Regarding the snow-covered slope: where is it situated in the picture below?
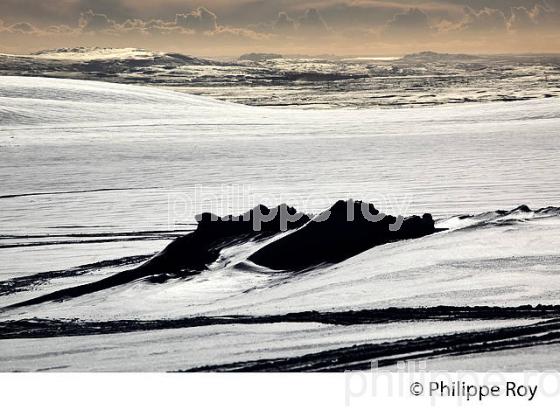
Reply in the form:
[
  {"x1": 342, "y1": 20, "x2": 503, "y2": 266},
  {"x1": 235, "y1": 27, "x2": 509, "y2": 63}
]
[{"x1": 30, "y1": 47, "x2": 169, "y2": 61}]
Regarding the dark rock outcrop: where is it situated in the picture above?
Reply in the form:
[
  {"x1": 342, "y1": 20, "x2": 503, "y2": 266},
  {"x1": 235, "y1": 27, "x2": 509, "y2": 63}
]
[
  {"x1": 139, "y1": 203, "x2": 309, "y2": 279},
  {"x1": 4, "y1": 200, "x2": 439, "y2": 310},
  {"x1": 249, "y1": 200, "x2": 437, "y2": 271},
  {"x1": 5, "y1": 204, "x2": 309, "y2": 309}
]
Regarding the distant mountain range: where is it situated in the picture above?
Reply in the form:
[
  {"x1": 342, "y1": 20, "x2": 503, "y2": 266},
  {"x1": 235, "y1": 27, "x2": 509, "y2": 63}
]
[{"x1": 401, "y1": 51, "x2": 481, "y2": 61}]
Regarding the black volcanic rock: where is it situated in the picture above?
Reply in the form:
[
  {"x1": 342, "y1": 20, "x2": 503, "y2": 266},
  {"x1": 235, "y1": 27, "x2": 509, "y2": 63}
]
[
  {"x1": 249, "y1": 200, "x2": 437, "y2": 271},
  {"x1": 4, "y1": 204, "x2": 310, "y2": 309},
  {"x1": 139, "y1": 204, "x2": 310, "y2": 278},
  {"x1": 4, "y1": 200, "x2": 438, "y2": 309}
]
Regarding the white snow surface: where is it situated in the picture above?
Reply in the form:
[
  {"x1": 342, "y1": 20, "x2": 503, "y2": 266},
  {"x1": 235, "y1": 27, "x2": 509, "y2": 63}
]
[
  {"x1": 23, "y1": 47, "x2": 162, "y2": 61},
  {"x1": 1, "y1": 76, "x2": 560, "y2": 370}
]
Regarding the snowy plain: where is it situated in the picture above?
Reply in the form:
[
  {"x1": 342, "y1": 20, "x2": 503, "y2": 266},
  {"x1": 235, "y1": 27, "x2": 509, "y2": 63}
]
[{"x1": 1, "y1": 75, "x2": 560, "y2": 371}]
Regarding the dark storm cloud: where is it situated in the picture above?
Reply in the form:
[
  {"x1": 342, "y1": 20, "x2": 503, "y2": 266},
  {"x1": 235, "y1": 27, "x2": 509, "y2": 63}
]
[
  {"x1": 459, "y1": 6, "x2": 508, "y2": 33},
  {"x1": 0, "y1": 0, "x2": 132, "y2": 25},
  {"x1": 298, "y1": 8, "x2": 329, "y2": 33},
  {"x1": 175, "y1": 7, "x2": 217, "y2": 32},
  {"x1": 258, "y1": 8, "x2": 329, "y2": 36},
  {"x1": 79, "y1": 10, "x2": 116, "y2": 31},
  {"x1": 0, "y1": 1, "x2": 67, "y2": 24},
  {"x1": 509, "y1": 5, "x2": 539, "y2": 31},
  {"x1": 1, "y1": 1, "x2": 559, "y2": 54},
  {"x1": 383, "y1": 8, "x2": 432, "y2": 39},
  {"x1": 273, "y1": 11, "x2": 296, "y2": 33},
  {"x1": 317, "y1": 2, "x2": 411, "y2": 29},
  {"x1": 508, "y1": 1, "x2": 560, "y2": 31},
  {"x1": 77, "y1": 0, "x2": 133, "y2": 20},
  {"x1": 439, "y1": 0, "x2": 558, "y2": 13},
  {"x1": 1, "y1": 1, "x2": 559, "y2": 30}
]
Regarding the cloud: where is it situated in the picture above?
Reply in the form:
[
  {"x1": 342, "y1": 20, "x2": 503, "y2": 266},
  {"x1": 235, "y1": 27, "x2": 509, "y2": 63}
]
[
  {"x1": 46, "y1": 24, "x2": 77, "y2": 34},
  {"x1": 509, "y1": 1, "x2": 560, "y2": 32},
  {"x1": 77, "y1": 0, "x2": 132, "y2": 21},
  {"x1": 509, "y1": 5, "x2": 539, "y2": 31},
  {"x1": 8, "y1": 21, "x2": 37, "y2": 33},
  {"x1": 459, "y1": 7, "x2": 508, "y2": 34},
  {"x1": 175, "y1": 7, "x2": 217, "y2": 32},
  {"x1": 1, "y1": 0, "x2": 559, "y2": 55},
  {"x1": 274, "y1": 11, "x2": 296, "y2": 33},
  {"x1": 79, "y1": 10, "x2": 116, "y2": 32},
  {"x1": 383, "y1": 8, "x2": 432, "y2": 39},
  {"x1": 258, "y1": 8, "x2": 330, "y2": 37},
  {"x1": 52, "y1": 5, "x2": 269, "y2": 51},
  {"x1": 74, "y1": 6, "x2": 223, "y2": 37},
  {"x1": 0, "y1": 19, "x2": 40, "y2": 34},
  {"x1": 298, "y1": 8, "x2": 329, "y2": 34}
]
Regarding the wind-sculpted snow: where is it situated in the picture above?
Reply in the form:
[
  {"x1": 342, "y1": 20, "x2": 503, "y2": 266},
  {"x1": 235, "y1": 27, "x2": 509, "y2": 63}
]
[
  {"x1": 3, "y1": 204, "x2": 560, "y2": 318},
  {"x1": 0, "y1": 76, "x2": 251, "y2": 127}
]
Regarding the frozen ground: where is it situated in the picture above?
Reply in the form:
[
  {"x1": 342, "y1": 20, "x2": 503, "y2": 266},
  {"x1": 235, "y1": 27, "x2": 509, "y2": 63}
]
[
  {"x1": 0, "y1": 319, "x2": 539, "y2": 372},
  {"x1": 1, "y1": 75, "x2": 560, "y2": 371},
  {"x1": 1, "y1": 48, "x2": 559, "y2": 108}
]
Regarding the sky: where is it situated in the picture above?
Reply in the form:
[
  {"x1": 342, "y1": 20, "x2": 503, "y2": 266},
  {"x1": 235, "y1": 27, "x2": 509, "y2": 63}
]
[{"x1": 1, "y1": 0, "x2": 559, "y2": 56}]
